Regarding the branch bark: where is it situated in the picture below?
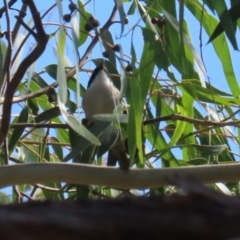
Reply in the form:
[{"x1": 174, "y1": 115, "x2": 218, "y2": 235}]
[
  {"x1": 1, "y1": 176, "x2": 240, "y2": 239},
  {"x1": 0, "y1": 162, "x2": 240, "y2": 189}
]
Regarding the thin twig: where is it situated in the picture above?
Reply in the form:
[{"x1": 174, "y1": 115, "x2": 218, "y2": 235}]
[
  {"x1": 3, "y1": 139, "x2": 9, "y2": 165},
  {"x1": 11, "y1": 2, "x2": 58, "y2": 67},
  {"x1": 3, "y1": 0, "x2": 12, "y2": 84},
  {"x1": 13, "y1": 185, "x2": 22, "y2": 203},
  {"x1": 143, "y1": 113, "x2": 240, "y2": 127},
  {"x1": 8, "y1": 114, "x2": 240, "y2": 129},
  {"x1": 22, "y1": 140, "x2": 70, "y2": 147},
  {"x1": 40, "y1": 125, "x2": 50, "y2": 162},
  {"x1": 15, "y1": 15, "x2": 38, "y2": 39},
  {"x1": 10, "y1": 123, "x2": 69, "y2": 128},
  {"x1": 29, "y1": 185, "x2": 37, "y2": 198},
  {"x1": 20, "y1": 191, "x2": 34, "y2": 201},
  {"x1": 8, "y1": 156, "x2": 23, "y2": 163}
]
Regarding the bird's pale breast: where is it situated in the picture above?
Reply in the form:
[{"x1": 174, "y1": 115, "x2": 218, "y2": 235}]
[{"x1": 82, "y1": 81, "x2": 120, "y2": 120}]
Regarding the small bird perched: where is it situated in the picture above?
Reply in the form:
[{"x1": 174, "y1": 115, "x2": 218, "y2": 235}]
[
  {"x1": 82, "y1": 63, "x2": 130, "y2": 170},
  {"x1": 82, "y1": 64, "x2": 120, "y2": 122}
]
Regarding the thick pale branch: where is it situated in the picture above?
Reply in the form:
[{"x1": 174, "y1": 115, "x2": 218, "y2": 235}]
[{"x1": 0, "y1": 162, "x2": 240, "y2": 189}]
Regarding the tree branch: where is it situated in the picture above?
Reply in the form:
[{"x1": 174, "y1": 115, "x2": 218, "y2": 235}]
[
  {"x1": 0, "y1": 0, "x2": 16, "y2": 18},
  {"x1": 0, "y1": 0, "x2": 49, "y2": 146},
  {"x1": 143, "y1": 113, "x2": 240, "y2": 127},
  {"x1": 0, "y1": 162, "x2": 240, "y2": 189},
  {"x1": 9, "y1": 123, "x2": 69, "y2": 129},
  {"x1": 2, "y1": 187, "x2": 240, "y2": 240},
  {"x1": 1, "y1": 2, "x2": 27, "y2": 96},
  {"x1": 3, "y1": 0, "x2": 12, "y2": 84}
]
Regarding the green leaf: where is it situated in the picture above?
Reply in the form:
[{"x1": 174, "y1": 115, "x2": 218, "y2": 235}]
[
  {"x1": 41, "y1": 182, "x2": 64, "y2": 200},
  {"x1": 32, "y1": 72, "x2": 49, "y2": 88},
  {"x1": 164, "y1": 99, "x2": 187, "y2": 152},
  {"x1": 115, "y1": 0, "x2": 126, "y2": 35},
  {"x1": 34, "y1": 107, "x2": 61, "y2": 123},
  {"x1": 78, "y1": 0, "x2": 92, "y2": 46},
  {"x1": 71, "y1": 14, "x2": 79, "y2": 51},
  {"x1": 56, "y1": 27, "x2": 99, "y2": 146},
  {"x1": 100, "y1": 30, "x2": 116, "y2": 67},
  {"x1": 75, "y1": 185, "x2": 90, "y2": 199},
  {"x1": 140, "y1": 28, "x2": 155, "y2": 98},
  {"x1": 97, "y1": 124, "x2": 119, "y2": 158},
  {"x1": 0, "y1": 192, "x2": 11, "y2": 204},
  {"x1": 27, "y1": 98, "x2": 39, "y2": 116},
  {"x1": 45, "y1": 64, "x2": 58, "y2": 80},
  {"x1": 126, "y1": 74, "x2": 143, "y2": 165},
  {"x1": 64, "y1": 121, "x2": 110, "y2": 162},
  {"x1": 163, "y1": 9, "x2": 206, "y2": 76},
  {"x1": 50, "y1": 137, "x2": 63, "y2": 161},
  {"x1": 127, "y1": 0, "x2": 137, "y2": 15},
  {"x1": 29, "y1": 81, "x2": 49, "y2": 110},
  {"x1": 40, "y1": 145, "x2": 50, "y2": 162},
  {"x1": 67, "y1": 77, "x2": 85, "y2": 94},
  {"x1": 9, "y1": 106, "x2": 28, "y2": 153},
  {"x1": 186, "y1": 1, "x2": 240, "y2": 96},
  {"x1": 203, "y1": 0, "x2": 216, "y2": 13},
  {"x1": 125, "y1": 27, "x2": 155, "y2": 166},
  {"x1": 0, "y1": 41, "x2": 7, "y2": 88},
  {"x1": 144, "y1": 109, "x2": 178, "y2": 164},
  {"x1": 192, "y1": 144, "x2": 228, "y2": 156},
  {"x1": 207, "y1": 0, "x2": 240, "y2": 50},
  {"x1": 180, "y1": 80, "x2": 240, "y2": 105},
  {"x1": 188, "y1": 158, "x2": 208, "y2": 165}
]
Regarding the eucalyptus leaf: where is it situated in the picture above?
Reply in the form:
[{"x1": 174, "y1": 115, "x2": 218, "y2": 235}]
[
  {"x1": 192, "y1": 144, "x2": 228, "y2": 156},
  {"x1": 9, "y1": 106, "x2": 28, "y2": 153},
  {"x1": 188, "y1": 158, "x2": 208, "y2": 165},
  {"x1": 93, "y1": 114, "x2": 128, "y2": 123},
  {"x1": 64, "y1": 121, "x2": 111, "y2": 162},
  {"x1": 115, "y1": 0, "x2": 126, "y2": 35},
  {"x1": 34, "y1": 107, "x2": 61, "y2": 123}
]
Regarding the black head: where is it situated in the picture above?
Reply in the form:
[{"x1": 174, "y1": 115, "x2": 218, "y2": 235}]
[{"x1": 87, "y1": 63, "x2": 105, "y2": 88}]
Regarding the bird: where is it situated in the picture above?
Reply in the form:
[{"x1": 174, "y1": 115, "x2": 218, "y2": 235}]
[
  {"x1": 82, "y1": 63, "x2": 120, "y2": 122},
  {"x1": 82, "y1": 63, "x2": 130, "y2": 170}
]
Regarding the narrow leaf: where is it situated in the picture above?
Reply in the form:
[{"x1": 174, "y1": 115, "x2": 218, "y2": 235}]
[{"x1": 9, "y1": 106, "x2": 28, "y2": 152}]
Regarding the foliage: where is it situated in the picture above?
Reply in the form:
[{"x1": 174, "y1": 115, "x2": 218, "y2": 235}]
[{"x1": 0, "y1": 0, "x2": 240, "y2": 202}]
